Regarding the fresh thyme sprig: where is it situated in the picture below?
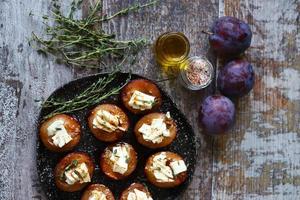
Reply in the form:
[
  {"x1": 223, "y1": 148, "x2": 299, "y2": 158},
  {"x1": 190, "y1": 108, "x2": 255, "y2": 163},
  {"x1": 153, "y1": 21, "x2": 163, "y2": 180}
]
[
  {"x1": 31, "y1": 0, "x2": 158, "y2": 68},
  {"x1": 42, "y1": 70, "x2": 131, "y2": 120}
]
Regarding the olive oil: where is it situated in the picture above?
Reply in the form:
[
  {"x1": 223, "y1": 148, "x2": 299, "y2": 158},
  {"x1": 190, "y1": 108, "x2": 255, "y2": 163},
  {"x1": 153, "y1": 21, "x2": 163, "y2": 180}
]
[{"x1": 154, "y1": 32, "x2": 190, "y2": 73}]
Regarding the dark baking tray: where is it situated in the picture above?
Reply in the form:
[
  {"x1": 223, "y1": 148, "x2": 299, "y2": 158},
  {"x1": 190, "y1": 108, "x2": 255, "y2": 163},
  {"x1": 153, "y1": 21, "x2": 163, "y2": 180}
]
[{"x1": 37, "y1": 72, "x2": 196, "y2": 200}]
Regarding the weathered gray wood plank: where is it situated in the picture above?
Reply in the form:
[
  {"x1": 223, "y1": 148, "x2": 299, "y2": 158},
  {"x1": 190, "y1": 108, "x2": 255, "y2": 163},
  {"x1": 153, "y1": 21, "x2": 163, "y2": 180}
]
[
  {"x1": 212, "y1": 0, "x2": 300, "y2": 199},
  {"x1": 0, "y1": 0, "x2": 218, "y2": 199},
  {"x1": 0, "y1": 0, "x2": 75, "y2": 199},
  {"x1": 0, "y1": 0, "x2": 299, "y2": 199},
  {"x1": 101, "y1": 0, "x2": 218, "y2": 199}
]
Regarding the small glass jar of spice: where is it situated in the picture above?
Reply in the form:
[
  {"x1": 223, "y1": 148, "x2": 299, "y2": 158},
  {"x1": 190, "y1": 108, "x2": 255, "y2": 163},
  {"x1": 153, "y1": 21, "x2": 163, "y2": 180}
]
[{"x1": 178, "y1": 56, "x2": 214, "y2": 90}]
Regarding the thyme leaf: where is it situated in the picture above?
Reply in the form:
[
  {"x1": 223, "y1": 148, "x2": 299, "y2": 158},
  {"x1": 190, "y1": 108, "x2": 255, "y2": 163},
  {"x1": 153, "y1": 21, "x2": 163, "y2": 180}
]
[
  {"x1": 42, "y1": 69, "x2": 131, "y2": 120},
  {"x1": 31, "y1": 0, "x2": 158, "y2": 68}
]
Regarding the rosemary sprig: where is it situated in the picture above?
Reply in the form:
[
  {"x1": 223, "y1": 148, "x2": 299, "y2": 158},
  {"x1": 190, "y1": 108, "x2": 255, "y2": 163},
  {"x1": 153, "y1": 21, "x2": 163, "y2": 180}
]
[
  {"x1": 31, "y1": 0, "x2": 158, "y2": 68},
  {"x1": 42, "y1": 71, "x2": 131, "y2": 120}
]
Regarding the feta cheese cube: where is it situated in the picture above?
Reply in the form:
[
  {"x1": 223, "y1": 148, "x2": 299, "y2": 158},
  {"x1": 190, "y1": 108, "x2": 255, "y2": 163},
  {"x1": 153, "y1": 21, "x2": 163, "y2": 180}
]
[
  {"x1": 47, "y1": 120, "x2": 65, "y2": 136},
  {"x1": 128, "y1": 90, "x2": 155, "y2": 111},
  {"x1": 110, "y1": 145, "x2": 129, "y2": 174},
  {"x1": 92, "y1": 109, "x2": 123, "y2": 132},
  {"x1": 52, "y1": 129, "x2": 72, "y2": 148},
  {"x1": 65, "y1": 170, "x2": 78, "y2": 185},
  {"x1": 64, "y1": 163, "x2": 91, "y2": 185},
  {"x1": 48, "y1": 120, "x2": 72, "y2": 148},
  {"x1": 88, "y1": 190, "x2": 107, "y2": 200},
  {"x1": 151, "y1": 153, "x2": 174, "y2": 182},
  {"x1": 165, "y1": 111, "x2": 171, "y2": 119},
  {"x1": 127, "y1": 189, "x2": 152, "y2": 200},
  {"x1": 170, "y1": 160, "x2": 187, "y2": 175},
  {"x1": 138, "y1": 116, "x2": 170, "y2": 144}
]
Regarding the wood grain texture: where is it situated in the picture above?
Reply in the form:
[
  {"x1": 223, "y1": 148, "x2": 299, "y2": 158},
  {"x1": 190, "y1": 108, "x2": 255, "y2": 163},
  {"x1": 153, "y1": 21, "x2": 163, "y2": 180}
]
[
  {"x1": 0, "y1": 0, "x2": 299, "y2": 199},
  {"x1": 100, "y1": 1, "x2": 218, "y2": 199},
  {"x1": 212, "y1": 0, "x2": 300, "y2": 199},
  {"x1": 0, "y1": 0, "x2": 218, "y2": 199}
]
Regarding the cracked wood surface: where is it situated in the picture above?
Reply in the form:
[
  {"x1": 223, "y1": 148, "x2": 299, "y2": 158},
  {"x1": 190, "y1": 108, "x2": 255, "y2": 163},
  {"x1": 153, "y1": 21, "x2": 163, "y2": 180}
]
[{"x1": 0, "y1": 0, "x2": 299, "y2": 199}]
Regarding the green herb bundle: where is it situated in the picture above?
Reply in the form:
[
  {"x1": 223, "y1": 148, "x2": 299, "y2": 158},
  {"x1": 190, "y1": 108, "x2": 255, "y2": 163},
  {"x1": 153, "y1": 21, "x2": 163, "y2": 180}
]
[
  {"x1": 42, "y1": 70, "x2": 131, "y2": 120},
  {"x1": 32, "y1": 0, "x2": 158, "y2": 68}
]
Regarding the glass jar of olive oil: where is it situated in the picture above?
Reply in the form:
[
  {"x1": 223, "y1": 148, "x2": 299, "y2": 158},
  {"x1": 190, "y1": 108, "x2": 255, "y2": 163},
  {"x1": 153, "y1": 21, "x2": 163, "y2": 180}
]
[{"x1": 154, "y1": 32, "x2": 190, "y2": 73}]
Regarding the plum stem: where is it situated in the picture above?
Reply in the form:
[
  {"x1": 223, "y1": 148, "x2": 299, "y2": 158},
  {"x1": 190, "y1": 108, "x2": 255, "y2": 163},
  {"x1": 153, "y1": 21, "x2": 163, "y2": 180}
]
[{"x1": 201, "y1": 30, "x2": 213, "y2": 35}]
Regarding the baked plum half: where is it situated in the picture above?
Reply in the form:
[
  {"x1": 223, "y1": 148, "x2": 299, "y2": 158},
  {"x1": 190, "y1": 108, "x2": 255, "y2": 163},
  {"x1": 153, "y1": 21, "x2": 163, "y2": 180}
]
[
  {"x1": 119, "y1": 183, "x2": 153, "y2": 200},
  {"x1": 100, "y1": 142, "x2": 137, "y2": 180},
  {"x1": 54, "y1": 152, "x2": 94, "y2": 192},
  {"x1": 134, "y1": 112, "x2": 176, "y2": 149},
  {"x1": 88, "y1": 104, "x2": 129, "y2": 142},
  {"x1": 145, "y1": 151, "x2": 187, "y2": 188},
  {"x1": 39, "y1": 114, "x2": 81, "y2": 152},
  {"x1": 81, "y1": 184, "x2": 115, "y2": 200},
  {"x1": 121, "y1": 79, "x2": 162, "y2": 114}
]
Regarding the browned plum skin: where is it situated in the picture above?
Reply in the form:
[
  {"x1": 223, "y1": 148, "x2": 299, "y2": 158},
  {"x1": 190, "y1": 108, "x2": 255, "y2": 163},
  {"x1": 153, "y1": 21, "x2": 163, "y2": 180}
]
[
  {"x1": 81, "y1": 184, "x2": 115, "y2": 200},
  {"x1": 54, "y1": 152, "x2": 95, "y2": 192},
  {"x1": 119, "y1": 183, "x2": 152, "y2": 200},
  {"x1": 199, "y1": 95, "x2": 235, "y2": 135},
  {"x1": 217, "y1": 59, "x2": 255, "y2": 97},
  {"x1": 209, "y1": 16, "x2": 252, "y2": 56},
  {"x1": 121, "y1": 79, "x2": 162, "y2": 115}
]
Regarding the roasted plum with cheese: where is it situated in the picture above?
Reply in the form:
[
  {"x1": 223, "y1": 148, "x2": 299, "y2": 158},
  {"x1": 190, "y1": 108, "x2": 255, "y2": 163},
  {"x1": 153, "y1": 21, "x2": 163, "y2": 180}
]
[
  {"x1": 134, "y1": 112, "x2": 176, "y2": 149},
  {"x1": 145, "y1": 151, "x2": 187, "y2": 188},
  {"x1": 88, "y1": 104, "x2": 129, "y2": 142},
  {"x1": 120, "y1": 183, "x2": 153, "y2": 200},
  {"x1": 39, "y1": 114, "x2": 81, "y2": 152},
  {"x1": 54, "y1": 152, "x2": 94, "y2": 192},
  {"x1": 121, "y1": 79, "x2": 162, "y2": 114},
  {"x1": 100, "y1": 142, "x2": 137, "y2": 180},
  {"x1": 81, "y1": 184, "x2": 115, "y2": 200}
]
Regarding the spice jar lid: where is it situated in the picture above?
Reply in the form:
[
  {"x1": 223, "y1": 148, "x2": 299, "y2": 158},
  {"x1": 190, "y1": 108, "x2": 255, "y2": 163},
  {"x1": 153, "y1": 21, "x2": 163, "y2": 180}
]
[{"x1": 178, "y1": 56, "x2": 214, "y2": 90}]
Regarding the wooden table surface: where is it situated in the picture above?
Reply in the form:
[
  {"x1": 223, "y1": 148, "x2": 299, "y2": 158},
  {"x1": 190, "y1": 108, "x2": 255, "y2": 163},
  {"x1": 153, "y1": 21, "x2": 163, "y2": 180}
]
[{"x1": 0, "y1": 0, "x2": 299, "y2": 199}]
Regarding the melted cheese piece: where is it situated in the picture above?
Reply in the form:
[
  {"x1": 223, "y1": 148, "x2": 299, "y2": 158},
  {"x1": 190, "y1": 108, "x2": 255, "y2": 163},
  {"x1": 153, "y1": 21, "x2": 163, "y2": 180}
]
[
  {"x1": 110, "y1": 145, "x2": 129, "y2": 174},
  {"x1": 127, "y1": 189, "x2": 153, "y2": 200},
  {"x1": 128, "y1": 90, "x2": 156, "y2": 111},
  {"x1": 88, "y1": 190, "x2": 107, "y2": 200},
  {"x1": 165, "y1": 111, "x2": 171, "y2": 119},
  {"x1": 138, "y1": 117, "x2": 170, "y2": 143},
  {"x1": 93, "y1": 110, "x2": 125, "y2": 132},
  {"x1": 169, "y1": 160, "x2": 187, "y2": 175},
  {"x1": 151, "y1": 153, "x2": 174, "y2": 182},
  {"x1": 47, "y1": 120, "x2": 72, "y2": 148},
  {"x1": 65, "y1": 163, "x2": 91, "y2": 185}
]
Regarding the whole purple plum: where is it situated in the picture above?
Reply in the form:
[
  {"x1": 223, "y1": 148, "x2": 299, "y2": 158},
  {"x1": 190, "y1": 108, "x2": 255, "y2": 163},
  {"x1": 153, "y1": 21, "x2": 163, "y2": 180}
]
[
  {"x1": 209, "y1": 16, "x2": 252, "y2": 56},
  {"x1": 217, "y1": 59, "x2": 255, "y2": 97},
  {"x1": 199, "y1": 95, "x2": 235, "y2": 135}
]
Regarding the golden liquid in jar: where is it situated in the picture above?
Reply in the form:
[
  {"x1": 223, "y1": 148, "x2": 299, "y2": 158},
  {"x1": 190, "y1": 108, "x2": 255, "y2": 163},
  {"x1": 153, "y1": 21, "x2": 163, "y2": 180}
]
[{"x1": 154, "y1": 32, "x2": 190, "y2": 74}]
